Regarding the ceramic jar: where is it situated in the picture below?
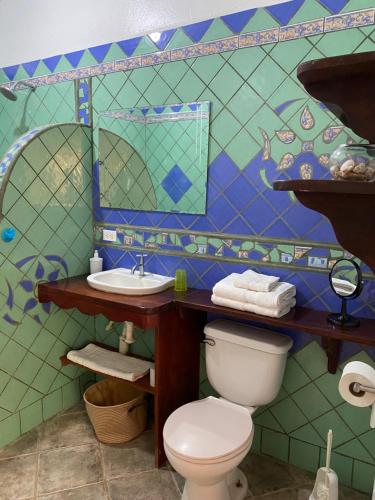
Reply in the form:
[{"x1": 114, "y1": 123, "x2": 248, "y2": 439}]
[{"x1": 329, "y1": 144, "x2": 375, "y2": 181}]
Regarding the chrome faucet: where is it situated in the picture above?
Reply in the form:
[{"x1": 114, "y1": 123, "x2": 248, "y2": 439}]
[{"x1": 131, "y1": 254, "x2": 147, "y2": 277}]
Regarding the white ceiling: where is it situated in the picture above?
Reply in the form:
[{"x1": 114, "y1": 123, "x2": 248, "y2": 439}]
[{"x1": 0, "y1": 0, "x2": 288, "y2": 67}]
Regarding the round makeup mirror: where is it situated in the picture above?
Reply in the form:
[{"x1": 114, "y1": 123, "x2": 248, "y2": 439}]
[{"x1": 328, "y1": 258, "x2": 363, "y2": 328}]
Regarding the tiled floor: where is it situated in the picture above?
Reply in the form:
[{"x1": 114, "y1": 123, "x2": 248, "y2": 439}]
[{"x1": 0, "y1": 401, "x2": 369, "y2": 500}]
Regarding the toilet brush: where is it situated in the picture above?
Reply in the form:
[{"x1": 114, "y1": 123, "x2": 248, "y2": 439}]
[{"x1": 309, "y1": 429, "x2": 338, "y2": 500}]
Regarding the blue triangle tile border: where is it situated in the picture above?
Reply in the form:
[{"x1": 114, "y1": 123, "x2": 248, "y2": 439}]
[{"x1": 0, "y1": 5, "x2": 373, "y2": 86}]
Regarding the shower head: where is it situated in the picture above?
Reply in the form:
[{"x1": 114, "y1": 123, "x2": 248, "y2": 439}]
[
  {"x1": 0, "y1": 81, "x2": 35, "y2": 101},
  {"x1": 0, "y1": 86, "x2": 17, "y2": 101}
]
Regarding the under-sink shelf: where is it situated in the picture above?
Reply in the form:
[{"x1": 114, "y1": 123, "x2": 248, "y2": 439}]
[{"x1": 61, "y1": 342, "x2": 156, "y2": 395}]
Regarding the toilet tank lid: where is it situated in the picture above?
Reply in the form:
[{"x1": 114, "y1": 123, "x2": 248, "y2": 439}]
[{"x1": 204, "y1": 319, "x2": 293, "y2": 354}]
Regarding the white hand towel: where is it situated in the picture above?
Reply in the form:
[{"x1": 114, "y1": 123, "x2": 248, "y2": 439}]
[
  {"x1": 211, "y1": 294, "x2": 296, "y2": 319},
  {"x1": 234, "y1": 269, "x2": 280, "y2": 292},
  {"x1": 67, "y1": 344, "x2": 153, "y2": 381},
  {"x1": 213, "y1": 274, "x2": 296, "y2": 308}
]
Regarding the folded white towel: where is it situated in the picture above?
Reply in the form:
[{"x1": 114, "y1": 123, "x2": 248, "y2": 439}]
[
  {"x1": 67, "y1": 344, "x2": 153, "y2": 381},
  {"x1": 211, "y1": 294, "x2": 296, "y2": 318},
  {"x1": 213, "y1": 274, "x2": 296, "y2": 308},
  {"x1": 234, "y1": 269, "x2": 279, "y2": 292}
]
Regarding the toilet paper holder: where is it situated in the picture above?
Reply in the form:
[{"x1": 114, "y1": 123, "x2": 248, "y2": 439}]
[{"x1": 351, "y1": 382, "x2": 375, "y2": 396}]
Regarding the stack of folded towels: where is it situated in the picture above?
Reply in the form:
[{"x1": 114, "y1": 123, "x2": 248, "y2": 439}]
[{"x1": 211, "y1": 269, "x2": 296, "y2": 318}]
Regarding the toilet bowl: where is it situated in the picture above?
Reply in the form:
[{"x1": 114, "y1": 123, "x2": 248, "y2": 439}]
[
  {"x1": 164, "y1": 397, "x2": 253, "y2": 500},
  {"x1": 163, "y1": 319, "x2": 293, "y2": 500}
]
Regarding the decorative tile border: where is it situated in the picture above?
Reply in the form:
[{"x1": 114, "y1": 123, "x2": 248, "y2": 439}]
[
  {"x1": 171, "y1": 36, "x2": 238, "y2": 61},
  {"x1": 239, "y1": 28, "x2": 279, "y2": 47},
  {"x1": 325, "y1": 8, "x2": 375, "y2": 32},
  {"x1": 279, "y1": 19, "x2": 324, "y2": 41},
  {"x1": 93, "y1": 223, "x2": 374, "y2": 278},
  {"x1": 75, "y1": 78, "x2": 92, "y2": 125},
  {"x1": 1, "y1": 8, "x2": 373, "y2": 91}
]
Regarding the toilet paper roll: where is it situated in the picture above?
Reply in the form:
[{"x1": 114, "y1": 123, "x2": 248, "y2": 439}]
[
  {"x1": 339, "y1": 361, "x2": 375, "y2": 429},
  {"x1": 339, "y1": 361, "x2": 375, "y2": 408}
]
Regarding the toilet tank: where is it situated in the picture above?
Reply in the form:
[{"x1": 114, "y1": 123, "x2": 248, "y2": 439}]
[{"x1": 204, "y1": 319, "x2": 293, "y2": 407}]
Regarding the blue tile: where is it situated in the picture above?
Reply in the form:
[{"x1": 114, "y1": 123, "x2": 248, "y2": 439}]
[
  {"x1": 225, "y1": 216, "x2": 254, "y2": 235},
  {"x1": 318, "y1": 0, "x2": 349, "y2": 14},
  {"x1": 242, "y1": 196, "x2": 278, "y2": 234},
  {"x1": 225, "y1": 175, "x2": 257, "y2": 211},
  {"x1": 22, "y1": 60, "x2": 40, "y2": 77},
  {"x1": 149, "y1": 29, "x2": 176, "y2": 51},
  {"x1": 89, "y1": 43, "x2": 112, "y2": 63},
  {"x1": 118, "y1": 37, "x2": 142, "y2": 57},
  {"x1": 283, "y1": 203, "x2": 323, "y2": 239},
  {"x1": 162, "y1": 165, "x2": 192, "y2": 203},
  {"x1": 153, "y1": 106, "x2": 166, "y2": 114},
  {"x1": 209, "y1": 152, "x2": 239, "y2": 190},
  {"x1": 65, "y1": 50, "x2": 85, "y2": 68},
  {"x1": 208, "y1": 196, "x2": 237, "y2": 230},
  {"x1": 43, "y1": 55, "x2": 62, "y2": 72},
  {"x1": 3, "y1": 65, "x2": 19, "y2": 80},
  {"x1": 159, "y1": 214, "x2": 185, "y2": 229},
  {"x1": 305, "y1": 221, "x2": 337, "y2": 244},
  {"x1": 221, "y1": 9, "x2": 257, "y2": 33},
  {"x1": 171, "y1": 105, "x2": 183, "y2": 112},
  {"x1": 183, "y1": 19, "x2": 214, "y2": 42},
  {"x1": 266, "y1": 0, "x2": 305, "y2": 25},
  {"x1": 190, "y1": 217, "x2": 215, "y2": 232},
  {"x1": 262, "y1": 218, "x2": 297, "y2": 239}
]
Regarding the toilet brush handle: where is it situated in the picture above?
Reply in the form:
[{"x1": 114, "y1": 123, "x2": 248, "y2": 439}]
[{"x1": 326, "y1": 429, "x2": 333, "y2": 470}]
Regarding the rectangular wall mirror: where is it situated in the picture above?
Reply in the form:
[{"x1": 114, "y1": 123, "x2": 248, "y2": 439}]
[{"x1": 98, "y1": 101, "x2": 210, "y2": 214}]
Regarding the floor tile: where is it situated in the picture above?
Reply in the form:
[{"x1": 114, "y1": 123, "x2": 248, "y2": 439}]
[
  {"x1": 61, "y1": 400, "x2": 86, "y2": 414},
  {"x1": 108, "y1": 469, "x2": 179, "y2": 500},
  {"x1": 0, "y1": 454, "x2": 37, "y2": 499},
  {"x1": 340, "y1": 485, "x2": 369, "y2": 500},
  {"x1": 38, "y1": 482, "x2": 107, "y2": 499},
  {"x1": 240, "y1": 454, "x2": 309, "y2": 496},
  {"x1": 0, "y1": 429, "x2": 38, "y2": 459},
  {"x1": 38, "y1": 443, "x2": 102, "y2": 495},
  {"x1": 38, "y1": 412, "x2": 96, "y2": 451},
  {"x1": 101, "y1": 431, "x2": 154, "y2": 478},
  {"x1": 251, "y1": 486, "x2": 312, "y2": 499}
]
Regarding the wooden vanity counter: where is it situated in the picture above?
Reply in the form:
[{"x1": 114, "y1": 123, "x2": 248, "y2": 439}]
[
  {"x1": 38, "y1": 276, "x2": 206, "y2": 467},
  {"x1": 38, "y1": 275, "x2": 180, "y2": 328}
]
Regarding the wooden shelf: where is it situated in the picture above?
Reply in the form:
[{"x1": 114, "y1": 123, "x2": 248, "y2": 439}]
[
  {"x1": 39, "y1": 276, "x2": 375, "y2": 374},
  {"x1": 273, "y1": 179, "x2": 375, "y2": 275},
  {"x1": 60, "y1": 342, "x2": 156, "y2": 395},
  {"x1": 297, "y1": 51, "x2": 375, "y2": 142},
  {"x1": 175, "y1": 289, "x2": 375, "y2": 373}
]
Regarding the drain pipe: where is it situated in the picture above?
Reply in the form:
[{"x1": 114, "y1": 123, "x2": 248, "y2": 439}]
[{"x1": 119, "y1": 321, "x2": 136, "y2": 354}]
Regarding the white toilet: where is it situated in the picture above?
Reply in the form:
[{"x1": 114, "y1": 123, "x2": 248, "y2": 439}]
[{"x1": 163, "y1": 319, "x2": 293, "y2": 500}]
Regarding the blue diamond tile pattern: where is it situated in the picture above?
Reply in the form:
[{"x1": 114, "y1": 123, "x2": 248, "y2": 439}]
[{"x1": 161, "y1": 165, "x2": 193, "y2": 203}]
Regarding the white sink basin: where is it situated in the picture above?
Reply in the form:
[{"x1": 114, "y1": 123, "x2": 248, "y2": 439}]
[{"x1": 87, "y1": 268, "x2": 175, "y2": 296}]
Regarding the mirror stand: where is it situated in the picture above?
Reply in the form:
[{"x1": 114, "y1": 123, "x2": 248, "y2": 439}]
[{"x1": 327, "y1": 298, "x2": 360, "y2": 328}]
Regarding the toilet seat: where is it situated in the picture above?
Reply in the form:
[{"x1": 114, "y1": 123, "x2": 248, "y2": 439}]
[{"x1": 163, "y1": 397, "x2": 253, "y2": 464}]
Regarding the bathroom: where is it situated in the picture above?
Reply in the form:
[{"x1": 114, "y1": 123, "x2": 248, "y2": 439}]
[{"x1": 0, "y1": 0, "x2": 374, "y2": 498}]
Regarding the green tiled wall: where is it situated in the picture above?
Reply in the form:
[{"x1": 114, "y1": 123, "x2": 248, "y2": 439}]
[
  {"x1": 0, "y1": 82, "x2": 75, "y2": 160},
  {"x1": 0, "y1": 124, "x2": 94, "y2": 447}
]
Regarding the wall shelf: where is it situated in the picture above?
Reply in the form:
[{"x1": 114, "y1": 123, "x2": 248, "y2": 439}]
[
  {"x1": 174, "y1": 289, "x2": 375, "y2": 374},
  {"x1": 273, "y1": 179, "x2": 375, "y2": 275},
  {"x1": 297, "y1": 51, "x2": 375, "y2": 143}
]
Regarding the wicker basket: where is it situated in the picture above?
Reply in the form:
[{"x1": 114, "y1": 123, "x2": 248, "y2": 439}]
[{"x1": 84, "y1": 378, "x2": 147, "y2": 444}]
